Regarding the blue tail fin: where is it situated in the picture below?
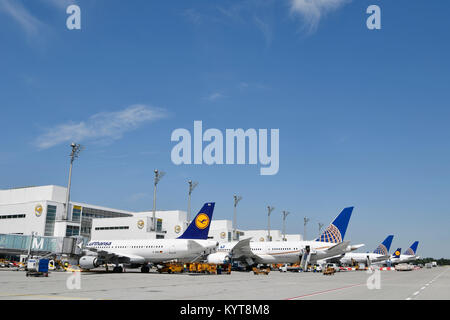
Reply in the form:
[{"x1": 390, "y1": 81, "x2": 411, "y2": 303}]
[
  {"x1": 177, "y1": 202, "x2": 215, "y2": 240},
  {"x1": 392, "y1": 248, "x2": 401, "y2": 258},
  {"x1": 404, "y1": 241, "x2": 419, "y2": 256},
  {"x1": 315, "y1": 207, "x2": 353, "y2": 243},
  {"x1": 373, "y1": 235, "x2": 394, "y2": 255}
]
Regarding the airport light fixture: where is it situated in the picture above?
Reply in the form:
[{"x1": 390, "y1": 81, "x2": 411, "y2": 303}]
[
  {"x1": 187, "y1": 180, "x2": 199, "y2": 222},
  {"x1": 282, "y1": 211, "x2": 290, "y2": 241},
  {"x1": 267, "y1": 206, "x2": 275, "y2": 242},
  {"x1": 304, "y1": 217, "x2": 310, "y2": 241},
  {"x1": 64, "y1": 142, "x2": 83, "y2": 221},
  {"x1": 152, "y1": 169, "x2": 165, "y2": 231},
  {"x1": 318, "y1": 222, "x2": 324, "y2": 238},
  {"x1": 233, "y1": 195, "x2": 243, "y2": 241}
]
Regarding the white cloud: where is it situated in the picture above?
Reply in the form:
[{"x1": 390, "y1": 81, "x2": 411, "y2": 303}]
[
  {"x1": 289, "y1": 0, "x2": 351, "y2": 33},
  {"x1": 0, "y1": 0, "x2": 76, "y2": 38},
  {"x1": 35, "y1": 104, "x2": 168, "y2": 150},
  {"x1": 203, "y1": 92, "x2": 225, "y2": 102},
  {"x1": 0, "y1": 0, "x2": 44, "y2": 37}
]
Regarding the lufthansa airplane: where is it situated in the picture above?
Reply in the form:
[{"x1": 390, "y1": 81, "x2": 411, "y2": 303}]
[
  {"x1": 79, "y1": 203, "x2": 218, "y2": 273},
  {"x1": 390, "y1": 241, "x2": 420, "y2": 264},
  {"x1": 206, "y1": 207, "x2": 357, "y2": 267},
  {"x1": 335, "y1": 235, "x2": 394, "y2": 266}
]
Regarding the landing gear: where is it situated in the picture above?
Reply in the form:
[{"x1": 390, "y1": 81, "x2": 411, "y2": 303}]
[
  {"x1": 141, "y1": 265, "x2": 150, "y2": 273},
  {"x1": 113, "y1": 266, "x2": 124, "y2": 273}
]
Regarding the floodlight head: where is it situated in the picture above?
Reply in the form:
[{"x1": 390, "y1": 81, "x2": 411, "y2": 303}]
[{"x1": 154, "y1": 169, "x2": 158, "y2": 174}]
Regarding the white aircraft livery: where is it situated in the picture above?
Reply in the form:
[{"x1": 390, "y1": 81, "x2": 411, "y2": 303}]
[
  {"x1": 206, "y1": 207, "x2": 356, "y2": 268},
  {"x1": 337, "y1": 235, "x2": 394, "y2": 266},
  {"x1": 390, "y1": 241, "x2": 420, "y2": 264},
  {"x1": 79, "y1": 203, "x2": 218, "y2": 273}
]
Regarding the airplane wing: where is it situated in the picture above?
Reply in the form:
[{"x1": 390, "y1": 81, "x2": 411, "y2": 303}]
[
  {"x1": 187, "y1": 239, "x2": 211, "y2": 253},
  {"x1": 323, "y1": 241, "x2": 350, "y2": 256},
  {"x1": 349, "y1": 244, "x2": 365, "y2": 251},
  {"x1": 371, "y1": 255, "x2": 390, "y2": 263},
  {"x1": 231, "y1": 238, "x2": 258, "y2": 259},
  {"x1": 84, "y1": 247, "x2": 145, "y2": 264}
]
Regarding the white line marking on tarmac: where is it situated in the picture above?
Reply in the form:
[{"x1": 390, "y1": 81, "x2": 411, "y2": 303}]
[{"x1": 405, "y1": 267, "x2": 449, "y2": 300}]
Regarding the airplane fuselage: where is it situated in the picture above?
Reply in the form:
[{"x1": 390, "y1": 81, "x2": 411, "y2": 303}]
[
  {"x1": 85, "y1": 239, "x2": 218, "y2": 264},
  {"x1": 215, "y1": 240, "x2": 347, "y2": 265}
]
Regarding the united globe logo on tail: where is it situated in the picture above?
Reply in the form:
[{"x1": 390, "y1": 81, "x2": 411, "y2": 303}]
[
  {"x1": 315, "y1": 207, "x2": 353, "y2": 244},
  {"x1": 373, "y1": 244, "x2": 388, "y2": 256},
  {"x1": 317, "y1": 224, "x2": 342, "y2": 243}
]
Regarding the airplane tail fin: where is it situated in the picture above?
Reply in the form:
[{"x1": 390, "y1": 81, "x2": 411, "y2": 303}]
[
  {"x1": 315, "y1": 207, "x2": 353, "y2": 243},
  {"x1": 392, "y1": 248, "x2": 401, "y2": 259},
  {"x1": 404, "y1": 241, "x2": 419, "y2": 256},
  {"x1": 177, "y1": 202, "x2": 215, "y2": 240},
  {"x1": 373, "y1": 235, "x2": 394, "y2": 255}
]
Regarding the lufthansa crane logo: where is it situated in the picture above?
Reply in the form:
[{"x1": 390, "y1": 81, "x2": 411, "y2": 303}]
[
  {"x1": 175, "y1": 225, "x2": 181, "y2": 233},
  {"x1": 35, "y1": 204, "x2": 43, "y2": 217},
  {"x1": 220, "y1": 232, "x2": 226, "y2": 239},
  {"x1": 395, "y1": 250, "x2": 400, "y2": 256},
  {"x1": 137, "y1": 220, "x2": 145, "y2": 229},
  {"x1": 195, "y1": 213, "x2": 210, "y2": 230}
]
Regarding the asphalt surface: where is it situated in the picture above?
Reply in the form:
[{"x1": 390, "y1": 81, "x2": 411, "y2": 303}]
[{"x1": 0, "y1": 266, "x2": 448, "y2": 300}]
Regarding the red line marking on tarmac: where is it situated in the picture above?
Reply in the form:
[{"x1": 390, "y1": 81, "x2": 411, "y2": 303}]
[{"x1": 285, "y1": 283, "x2": 366, "y2": 300}]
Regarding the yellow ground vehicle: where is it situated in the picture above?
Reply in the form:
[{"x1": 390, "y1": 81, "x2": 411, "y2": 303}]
[
  {"x1": 323, "y1": 267, "x2": 336, "y2": 275},
  {"x1": 158, "y1": 263, "x2": 184, "y2": 274},
  {"x1": 253, "y1": 267, "x2": 270, "y2": 275}
]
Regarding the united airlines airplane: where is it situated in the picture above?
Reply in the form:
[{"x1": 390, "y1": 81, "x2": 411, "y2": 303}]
[
  {"x1": 79, "y1": 203, "x2": 218, "y2": 273},
  {"x1": 206, "y1": 207, "x2": 357, "y2": 268},
  {"x1": 336, "y1": 235, "x2": 394, "y2": 266}
]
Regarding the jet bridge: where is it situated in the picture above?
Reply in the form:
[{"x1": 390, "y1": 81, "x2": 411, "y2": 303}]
[{"x1": 0, "y1": 233, "x2": 87, "y2": 258}]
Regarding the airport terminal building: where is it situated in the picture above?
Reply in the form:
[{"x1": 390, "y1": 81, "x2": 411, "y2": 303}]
[{"x1": 0, "y1": 185, "x2": 302, "y2": 258}]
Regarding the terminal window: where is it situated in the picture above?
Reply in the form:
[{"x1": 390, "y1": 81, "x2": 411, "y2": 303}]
[
  {"x1": 44, "y1": 205, "x2": 56, "y2": 236},
  {"x1": 0, "y1": 214, "x2": 26, "y2": 219},
  {"x1": 95, "y1": 226, "x2": 129, "y2": 230}
]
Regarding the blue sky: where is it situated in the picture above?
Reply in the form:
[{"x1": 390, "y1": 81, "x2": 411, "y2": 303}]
[{"x1": 0, "y1": 0, "x2": 449, "y2": 258}]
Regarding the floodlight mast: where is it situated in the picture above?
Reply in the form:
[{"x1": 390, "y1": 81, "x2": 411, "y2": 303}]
[
  {"x1": 187, "y1": 180, "x2": 199, "y2": 222},
  {"x1": 64, "y1": 143, "x2": 83, "y2": 221},
  {"x1": 282, "y1": 211, "x2": 290, "y2": 241},
  {"x1": 318, "y1": 222, "x2": 324, "y2": 237},
  {"x1": 267, "y1": 206, "x2": 275, "y2": 241},
  {"x1": 152, "y1": 169, "x2": 165, "y2": 231},
  {"x1": 233, "y1": 195, "x2": 242, "y2": 241},
  {"x1": 304, "y1": 217, "x2": 310, "y2": 241}
]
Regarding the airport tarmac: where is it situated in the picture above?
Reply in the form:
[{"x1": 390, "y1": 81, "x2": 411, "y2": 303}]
[{"x1": 0, "y1": 266, "x2": 448, "y2": 300}]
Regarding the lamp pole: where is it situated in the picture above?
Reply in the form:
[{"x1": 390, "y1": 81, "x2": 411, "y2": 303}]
[
  {"x1": 152, "y1": 169, "x2": 165, "y2": 231},
  {"x1": 267, "y1": 206, "x2": 274, "y2": 241},
  {"x1": 233, "y1": 195, "x2": 242, "y2": 241},
  {"x1": 318, "y1": 222, "x2": 324, "y2": 237},
  {"x1": 282, "y1": 211, "x2": 290, "y2": 241},
  {"x1": 64, "y1": 143, "x2": 82, "y2": 221},
  {"x1": 303, "y1": 217, "x2": 310, "y2": 241},
  {"x1": 187, "y1": 180, "x2": 198, "y2": 222}
]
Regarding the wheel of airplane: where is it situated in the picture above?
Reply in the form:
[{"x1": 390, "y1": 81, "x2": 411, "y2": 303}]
[{"x1": 141, "y1": 266, "x2": 150, "y2": 273}]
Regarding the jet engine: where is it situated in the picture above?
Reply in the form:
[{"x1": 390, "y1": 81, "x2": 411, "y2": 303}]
[
  {"x1": 79, "y1": 256, "x2": 100, "y2": 269},
  {"x1": 206, "y1": 252, "x2": 231, "y2": 264}
]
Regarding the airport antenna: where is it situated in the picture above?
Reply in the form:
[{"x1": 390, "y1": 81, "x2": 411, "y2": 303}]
[
  {"x1": 64, "y1": 142, "x2": 84, "y2": 221},
  {"x1": 187, "y1": 180, "x2": 199, "y2": 222},
  {"x1": 152, "y1": 169, "x2": 165, "y2": 231},
  {"x1": 282, "y1": 211, "x2": 290, "y2": 241},
  {"x1": 267, "y1": 206, "x2": 275, "y2": 242},
  {"x1": 303, "y1": 217, "x2": 310, "y2": 241},
  {"x1": 233, "y1": 195, "x2": 243, "y2": 241}
]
